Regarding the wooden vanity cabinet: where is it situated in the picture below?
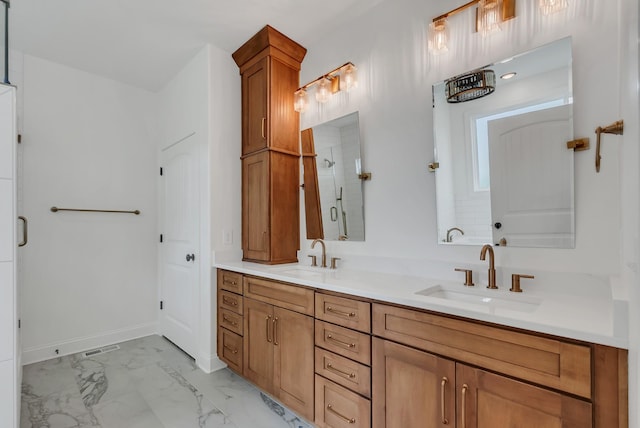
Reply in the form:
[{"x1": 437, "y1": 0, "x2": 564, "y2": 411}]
[
  {"x1": 233, "y1": 25, "x2": 306, "y2": 265},
  {"x1": 372, "y1": 303, "x2": 626, "y2": 428},
  {"x1": 216, "y1": 270, "x2": 244, "y2": 373},
  {"x1": 242, "y1": 276, "x2": 315, "y2": 421},
  {"x1": 314, "y1": 293, "x2": 373, "y2": 428},
  {"x1": 372, "y1": 338, "x2": 455, "y2": 428}
]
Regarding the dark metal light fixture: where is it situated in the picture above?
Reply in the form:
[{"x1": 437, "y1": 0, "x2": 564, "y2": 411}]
[{"x1": 445, "y1": 69, "x2": 496, "y2": 103}]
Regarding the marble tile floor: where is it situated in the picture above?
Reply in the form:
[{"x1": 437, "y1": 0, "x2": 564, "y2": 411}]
[{"x1": 20, "y1": 335, "x2": 314, "y2": 428}]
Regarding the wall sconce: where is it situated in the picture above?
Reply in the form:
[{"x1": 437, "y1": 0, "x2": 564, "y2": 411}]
[
  {"x1": 539, "y1": 0, "x2": 568, "y2": 15},
  {"x1": 428, "y1": 0, "x2": 516, "y2": 53},
  {"x1": 294, "y1": 62, "x2": 357, "y2": 113}
]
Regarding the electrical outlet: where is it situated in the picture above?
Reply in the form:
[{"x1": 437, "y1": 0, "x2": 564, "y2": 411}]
[{"x1": 223, "y1": 229, "x2": 233, "y2": 245}]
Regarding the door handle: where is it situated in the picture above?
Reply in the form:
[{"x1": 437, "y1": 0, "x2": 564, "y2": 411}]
[
  {"x1": 186, "y1": 253, "x2": 195, "y2": 262},
  {"x1": 18, "y1": 216, "x2": 27, "y2": 247}
]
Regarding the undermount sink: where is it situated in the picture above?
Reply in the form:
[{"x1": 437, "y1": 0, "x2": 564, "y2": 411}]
[
  {"x1": 415, "y1": 284, "x2": 541, "y2": 313},
  {"x1": 275, "y1": 266, "x2": 324, "y2": 278}
]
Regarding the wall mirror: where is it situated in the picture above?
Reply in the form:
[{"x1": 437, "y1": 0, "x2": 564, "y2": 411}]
[
  {"x1": 302, "y1": 112, "x2": 365, "y2": 241},
  {"x1": 433, "y1": 37, "x2": 575, "y2": 248}
]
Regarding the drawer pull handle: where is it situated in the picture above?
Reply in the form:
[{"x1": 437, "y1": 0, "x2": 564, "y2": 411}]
[
  {"x1": 261, "y1": 117, "x2": 266, "y2": 139},
  {"x1": 327, "y1": 404, "x2": 355, "y2": 424},
  {"x1": 273, "y1": 317, "x2": 279, "y2": 345},
  {"x1": 222, "y1": 315, "x2": 238, "y2": 327},
  {"x1": 222, "y1": 296, "x2": 238, "y2": 306},
  {"x1": 223, "y1": 344, "x2": 238, "y2": 354},
  {"x1": 327, "y1": 334, "x2": 356, "y2": 348},
  {"x1": 326, "y1": 306, "x2": 356, "y2": 318},
  {"x1": 326, "y1": 363, "x2": 356, "y2": 379},
  {"x1": 266, "y1": 315, "x2": 272, "y2": 343},
  {"x1": 461, "y1": 384, "x2": 468, "y2": 428},
  {"x1": 441, "y1": 377, "x2": 449, "y2": 425},
  {"x1": 223, "y1": 279, "x2": 238, "y2": 286}
]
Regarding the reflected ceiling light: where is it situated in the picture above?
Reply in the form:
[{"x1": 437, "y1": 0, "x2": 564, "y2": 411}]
[
  {"x1": 539, "y1": 0, "x2": 568, "y2": 15},
  {"x1": 446, "y1": 69, "x2": 496, "y2": 103},
  {"x1": 293, "y1": 62, "x2": 357, "y2": 112},
  {"x1": 500, "y1": 72, "x2": 517, "y2": 79},
  {"x1": 428, "y1": 0, "x2": 515, "y2": 53}
]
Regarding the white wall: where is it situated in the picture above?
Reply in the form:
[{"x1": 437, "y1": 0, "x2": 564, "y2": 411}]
[
  {"x1": 20, "y1": 55, "x2": 159, "y2": 363},
  {"x1": 300, "y1": 0, "x2": 623, "y2": 274},
  {"x1": 208, "y1": 43, "x2": 242, "y2": 369},
  {"x1": 158, "y1": 43, "x2": 240, "y2": 372},
  {"x1": 297, "y1": 0, "x2": 637, "y2": 423}
]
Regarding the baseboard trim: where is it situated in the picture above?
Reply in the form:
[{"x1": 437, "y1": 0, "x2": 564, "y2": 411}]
[
  {"x1": 196, "y1": 353, "x2": 227, "y2": 374},
  {"x1": 21, "y1": 322, "x2": 158, "y2": 365}
]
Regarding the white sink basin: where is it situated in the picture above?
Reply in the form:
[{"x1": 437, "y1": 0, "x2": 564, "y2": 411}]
[
  {"x1": 275, "y1": 266, "x2": 324, "y2": 278},
  {"x1": 416, "y1": 284, "x2": 541, "y2": 313}
]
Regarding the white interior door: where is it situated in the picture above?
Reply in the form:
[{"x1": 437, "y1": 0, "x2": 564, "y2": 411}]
[
  {"x1": 160, "y1": 134, "x2": 200, "y2": 358},
  {"x1": 488, "y1": 104, "x2": 574, "y2": 248}
]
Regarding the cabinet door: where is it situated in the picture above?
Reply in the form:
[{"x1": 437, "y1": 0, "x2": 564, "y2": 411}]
[
  {"x1": 372, "y1": 338, "x2": 455, "y2": 428},
  {"x1": 242, "y1": 152, "x2": 270, "y2": 262},
  {"x1": 457, "y1": 364, "x2": 592, "y2": 428},
  {"x1": 273, "y1": 306, "x2": 314, "y2": 421},
  {"x1": 243, "y1": 298, "x2": 274, "y2": 392},
  {"x1": 242, "y1": 57, "x2": 268, "y2": 155}
]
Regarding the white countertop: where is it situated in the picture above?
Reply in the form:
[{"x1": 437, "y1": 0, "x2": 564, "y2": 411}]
[{"x1": 214, "y1": 260, "x2": 629, "y2": 349}]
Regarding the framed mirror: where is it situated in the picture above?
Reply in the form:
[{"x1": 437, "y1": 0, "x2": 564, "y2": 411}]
[
  {"x1": 433, "y1": 37, "x2": 574, "y2": 248},
  {"x1": 302, "y1": 112, "x2": 365, "y2": 241}
]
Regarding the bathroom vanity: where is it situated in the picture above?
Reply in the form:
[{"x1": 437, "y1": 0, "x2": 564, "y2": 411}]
[{"x1": 215, "y1": 263, "x2": 628, "y2": 428}]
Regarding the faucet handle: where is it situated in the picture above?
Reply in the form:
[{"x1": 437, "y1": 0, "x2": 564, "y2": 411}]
[
  {"x1": 454, "y1": 268, "x2": 474, "y2": 286},
  {"x1": 308, "y1": 254, "x2": 317, "y2": 267},
  {"x1": 510, "y1": 274, "x2": 534, "y2": 293},
  {"x1": 330, "y1": 257, "x2": 341, "y2": 269}
]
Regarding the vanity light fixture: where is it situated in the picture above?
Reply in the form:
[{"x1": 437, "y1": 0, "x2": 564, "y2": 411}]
[
  {"x1": 428, "y1": 18, "x2": 449, "y2": 54},
  {"x1": 428, "y1": 0, "x2": 515, "y2": 53},
  {"x1": 293, "y1": 62, "x2": 357, "y2": 113},
  {"x1": 539, "y1": 0, "x2": 568, "y2": 15},
  {"x1": 446, "y1": 69, "x2": 496, "y2": 103},
  {"x1": 477, "y1": 0, "x2": 502, "y2": 35}
]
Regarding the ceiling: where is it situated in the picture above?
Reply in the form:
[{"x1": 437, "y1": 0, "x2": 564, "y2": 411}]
[{"x1": 10, "y1": 0, "x2": 385, "y2": 91}]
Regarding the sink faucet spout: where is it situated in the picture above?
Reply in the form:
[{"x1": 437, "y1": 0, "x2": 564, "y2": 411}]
[
  {"x1": 480, "y1": 244, "x2": 498, "y2": 289},
  {"x1": 311, "y1": 239, "x2": 327, "y2": 268}
]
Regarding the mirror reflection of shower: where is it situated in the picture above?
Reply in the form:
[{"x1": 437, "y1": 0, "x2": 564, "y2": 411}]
[
  {"x1": 322, "y1": 149, "x2": 348, "y2": 240},
  {"x1": 304, "y1": 111, "x2": 365, "y2": 241}
]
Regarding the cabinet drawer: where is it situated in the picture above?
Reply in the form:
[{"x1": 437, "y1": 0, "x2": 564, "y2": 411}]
[
  {"x1": 219, "y1": 308, "x2": 243, "y2": 336},
  {"x1": 218, "y1": 270, "x2": 243, "y2": 294},
  {"x1": 315, "y1": 347, "x2": 371, "y2": 398},
  {"x1": 373, "y1": 303, "x2": 592, "y2": 398},
  {"x1": 315, "y1": 375, "x2": 371, "y2": 428},
  {"x1": 219, "y1": 290, "x2": 243, "y2": 315},
  {"x1": 316, "y1": 293, "x2": 371, "y2": 333},
  {"x1": 244, "y1": 276, "x2": 314, "y2": 316},
  {"x1": 218, "y1": 328, "x2": 243, "y2": 373},
  {"x1": 315, "y1": 320, "x2": 371, "y2": 366}
]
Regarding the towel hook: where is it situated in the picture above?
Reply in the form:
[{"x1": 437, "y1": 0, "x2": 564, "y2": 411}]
[{"x1": 595, "y1": 120, "x2": 624, "y2": 172}]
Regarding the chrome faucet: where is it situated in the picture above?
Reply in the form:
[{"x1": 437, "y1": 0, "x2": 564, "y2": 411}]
[
  {"x1": 446, "y1": 227, "x2": 464, "y2": 242},
  {"x1": 480, "y1": 244, "x2": 498, "y2": 289},
  {"x1": 311, "y1": 239, "x2": 327, "y2": 268}
]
